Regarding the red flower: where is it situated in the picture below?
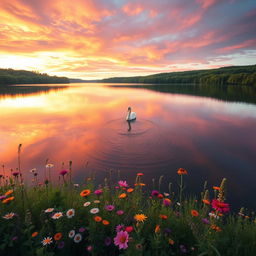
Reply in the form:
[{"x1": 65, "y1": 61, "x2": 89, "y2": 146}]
[{"x1": 211, "y1": 199, "x2": 230, "y2": 213}]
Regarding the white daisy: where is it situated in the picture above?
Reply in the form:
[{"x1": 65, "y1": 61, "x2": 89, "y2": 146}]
[
  {"x1": 41, "y1": 236, "x2": 53, "y2": 246},
  {"x1": 69, "y1": 230, "x2": 75, "y2": 238},
  {"x1": 83, "y1": 201, "x2": 91, "y2": 207},
  {"x1": 3, "y1": 212, "x2": 15, "y2": 219},
  {"x1": 51, "y1": 212, "x2": 63, "y2": 219},
  {"x1": 66, "y1": 209, "x2": 75, "y2": 218},
  {"x1": 44, "y1": 208, "x2": 54, "y2": 213},
  {"x1": 90, "y1": 208, "x2": 99, "y2": 214},
  {"x1": 74, "y1": 233, "x2": 82, "y2": 243}
]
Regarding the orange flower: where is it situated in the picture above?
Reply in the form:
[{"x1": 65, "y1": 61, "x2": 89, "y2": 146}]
[
  {"x1": 134, "y1": 183, "x2": 146, "y2": 186},
  {"x1": 177, "y1": 168, "x2": 188, "y2": 175},
  {"x1": 94, "y1": 216, "x2": 102, "y2": 222},
  {"x1": 54, "y1": 232, "x2": 62, "y2": 241},
  {"x1": 102, "y1": 220, "x2": 110, "y2": 225},
  {"x1": 119, "y1": 193, "x2": 127, "y2": 199},
  {"x1": 31, "y1": 232, "x2": 38, "y2": 238},
  {"x1": 127, "y1": 188, "x2": 134, "y2": 193},
  {"x1": 202, "y1": 199, "x2": 210, "y2": 205},
  {"x1": 137, "y1": 173, "x2": 144, "y2": 176},
  {"x1": 168, "y1": 239, "x2": 175, "y2": 245},
  {"x1": 157, "y1": 194, "x2": 164, "y2": 199},
  {"x1": 155, "y1": 225, "x2": 160, "y2": 234},
  {"x1": 5, "y1": 190, "x2": 13, "y2": 196},
  {"x1": 80, "y1": 189, "x2": 91, "y2": 197},
  {"x1": 191, "y1": 210, "x2": 199, "y2": 217},
  {"x1": 213, "y1": 186, "x2": 220, "y2": 191},
  {"x1": 134, "y1": 214, "x2": 147, "y2": 222},
  {"x1": 159, "y1": 214, "x2": 168, "y2": 220},
  {"x1": 2, "y1": 197, "x2": 14, "y2": 204},
  {"x1": 211, "y1": 224, "x2": 222, "y2": 232}
]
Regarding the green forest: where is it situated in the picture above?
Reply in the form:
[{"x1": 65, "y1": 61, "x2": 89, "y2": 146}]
[
  {"x1": 0, "y1": 69, "x2": 69, "y2": 85},
  {"x1": 101, "y1": 65, "x2": 256, "y2": 87}
]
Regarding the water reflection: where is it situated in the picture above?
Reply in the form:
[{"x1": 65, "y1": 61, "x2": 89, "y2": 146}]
[{"x1": 0, "y1": 83, "x2": 256, "y2": 209}]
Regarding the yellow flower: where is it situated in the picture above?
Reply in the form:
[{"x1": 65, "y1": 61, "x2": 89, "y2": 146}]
[{"x1": 134, "y1": 214, "x2": 147, "y2": 222}]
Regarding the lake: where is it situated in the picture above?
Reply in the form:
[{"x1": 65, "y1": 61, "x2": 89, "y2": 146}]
[{"x1": 1, "y1": 83, "x2": 256, "y2": 210}]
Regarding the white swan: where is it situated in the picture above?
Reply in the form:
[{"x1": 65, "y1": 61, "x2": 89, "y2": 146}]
[{"x1": 126, "y1": 107, "x2": 136, "y2": 121}]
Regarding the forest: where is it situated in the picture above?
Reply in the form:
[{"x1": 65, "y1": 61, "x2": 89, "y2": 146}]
[
  {"x1": 101, "y1": 65, "x2": 256, "y2": 87},
  {"x1": 0, "y1": 69, "x2": 69, "y2": 85}
]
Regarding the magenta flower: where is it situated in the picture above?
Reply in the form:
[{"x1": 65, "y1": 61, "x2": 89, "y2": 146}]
[
  {"x1": 0, "y1": 195, "x2": 7, "y2": 200},
  {"x1": 105, "y1": 205, "x2": 115, "y2": 211},
  {"x1": 94, "y1": 189, "x2": 103, "y2": 195},
  {"x1": 116, "y1": 210, "x2": 124, "y2": 216},
  {"x1": 202, "y1": 218, "x2": 210, "y2": 225},
  {"x1": 59, "y1": 170, "x2": 68, "y2": 176},
  {"x1": 79, "y1": 227, "x2": 86, "y2": 233},
  {"x1": 114, "y1": 230, "x2": 129, "y2": 250},
  {"x1": 163, "y1": 198, "x2": 171, "y2": 207},
  {"x1": 104, "y1": 237, "x2": 112, "y2": 246},
  {"x1": 12, "y1": 172, "x2": 20, "y2": 177},
  {"x1": 151, "y1": 190, "x2": 159, "y2": 196},
  {"x1": 211, "y1": 199, "x2": 230, "y2": 213},
  {"x1": 116, "y1": 224, "x2": 124, "y2": 232},
  {"x1": 118, "y1": 180, "x2": 128, "y2": 188}
]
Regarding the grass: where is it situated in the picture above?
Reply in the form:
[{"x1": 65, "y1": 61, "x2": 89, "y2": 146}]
[{"x1": 0, "y1": 166, "x2": 256, "y2": 256}]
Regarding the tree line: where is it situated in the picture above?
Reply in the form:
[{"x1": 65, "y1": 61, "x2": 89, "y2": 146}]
[
  {"x1": 0, "y1": 69, "x2": 69, "y2": 85},
  {"x1": 101, "y1": 65, "x2": 256, "y2": 87}
]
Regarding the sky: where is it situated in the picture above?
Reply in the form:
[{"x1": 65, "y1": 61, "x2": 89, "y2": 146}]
[{"x1": 0, "y1": 0, "x2": 256, "y2": 79}]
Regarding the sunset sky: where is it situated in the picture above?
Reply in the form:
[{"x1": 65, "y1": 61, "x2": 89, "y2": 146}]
[{"x1": 0, "y1": 0, "x2": 255, "y2": 79}]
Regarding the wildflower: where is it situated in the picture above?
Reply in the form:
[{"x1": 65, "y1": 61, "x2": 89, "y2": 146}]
[
  {"x1": 177, "y1": 168, "x2": 188, "y2": 175},
  {"x1": 94, "y1": 216, "x2": 102, "y2": 222},
  {"x1": 114, "y1": 231, "x2": 129, "y2": 250},
  {"x1": 54, "y1": 233, "x2": 62, "y2": 241},
  {"x1": 163, "y1": 198, "x2": 171, "y2": 206},
  {"x1": 180, "y1": 245, "x2": 187, "y2": 253},
  {"x1": 119, "y1": 193, "x2": 127, "y2": 199},
  {"x1": 211, "y1": 224, "x2": 222, "y2": 232},
  {"x1": 31, "y1": 232, "x2": 38, "y2": 238},
  {"x1": 66, "y1": 209, "x2": 75, "y2": 218},
  {"x1": 209, "y1": 212, "x2": 220, "y2": 219},
  {"x1": 94, "y1": 189, "x2": 103, "y2": 195},
  {"x1": 59, "y1": 169, "x2": 68, "y2": 176},
  {"x1": 79, "y1": 227, "x2": 86, "y2": 233},
  {"x1": 211, "y1": 199, "x2": 230, "y2": 213},
  {"x1": 168, "y1": 239, "x2": 175, "y2": 245},
  {"x1": 0, "y1": 195, "x2": 7, "y2": 200},
  {"x1": 136, "y1": 243, "x2": 143, "y2": 250},
  {"x1": 68, "y1": 230, "x2": 75, "y2": 238},
  {"x1": 87, "y1": 245, "x2": 93, "y2": 252},
  {"x1": 155, "y1": 225, "x2": 161, "y2": 234},
  {"x1": 80, "y1": 189, "x2": 91, "y2": 197},
  {"x1": 159, "y1": 214, "x2": 168, "y2": 220},
  {"x1": 73, "y1": 184, "x2": 79, "y2": 187},
  {"x1": 12, "y1": 236, "x2": 18, "y2": 241},
  {"x1": 137, "y1": 172, "x2": 144, "y2": 176},
  {"x1": 57, "y1": 241, "x2": 65, "y2": 249},
  {"x1": 134, "y1": 183, "x2": 146, "y2": 186},
  {"x1": 125, "y1": 226, "x2": 133, "y2": 233},
  {"x1": 116, "y1": 210, "x2": 124, "y2": 215},
  {"x1": 202, "y1": 218, "x2": 210, "y2": 225},
  {"x1": 42, "y1": 237, "x2": 53, "y2": 246},
  {"x1": 105, "y1": 205, "x2": 115, "y2": 211},
  {"x1": 158, "y1": 193, "x2": 164, "y2": 199},
  {"x1": 151, "y1": 190, "x2": 159, "y2": 196},
  {"x1": 2, "y1": 197, "x2": 14, "y2": 204},
  {"x1": 5, "y1": 190, "x2": 13, "y2": 196},
  {"x1": 202, "y1": 199, "x2": 210, "y2": 205},
  {"x1": 83, "y1": 201, "x2": 91, "y2": 207},
  {"x1": 164, "y1": 192, "x2": 170, "y2": 197},
  {"x1": 74, "y1": 233, "x2": 82, "y2": 243},
  {"x1": 46, "y1": 164, "x2": 54, "y2": 168},
  {"x1": 191, "y1": 210, "x2": 199, "y2": 217},
  {"x1": 90, "y1": 208, "x2": 99, "y2": 214},
  {"x1": 45, "y1": 208, "x2": 54, "y2": 213},
  {"x1": 118, "y1": 180, "x2": 128, "y2": 188},
  {"x1": 127, "y1": 188, "x2": 134, "y2": 193},
  {"x1": 94, "y1": 200, "x2": 101, "y2": 203},
  {"x1": 52, "y1": 212, "x2": 63, "y2": 219},
  {"x1": 105, "y1": 237, "x2": 112, "y2": 246},
  {"x1": 213, "y1": 186, "x2": 220, "y2": 191},
  {"x1": 3, "y1": 212, "x2": 15, "y2": 219},
  {"x1": 134, "y1": 214, "x2": 147, "y2": 222},
  {"x1": 116, "y1": 224, "x2": 124, "y2": 232},
  {"x1": 12, "y1": 171, "x2": 20, "y2": 177},
  {"x1": 102, "y1": 220, "x2": 110, "y2": 225}
]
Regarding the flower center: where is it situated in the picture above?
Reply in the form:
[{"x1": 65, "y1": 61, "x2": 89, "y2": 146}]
[{"x1": 120, "y1": 236, "x2": 126, "y2": 243}]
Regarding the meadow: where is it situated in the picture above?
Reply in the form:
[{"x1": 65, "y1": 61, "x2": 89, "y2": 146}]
[{"x1": 0, "y1": 153, "x2": 256, "y2": 256}]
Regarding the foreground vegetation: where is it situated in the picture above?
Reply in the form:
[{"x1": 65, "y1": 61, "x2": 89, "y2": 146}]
[
  {"x1": 101, "y1": 65, "x2": 256, "y2": 87},
  {"x1": 0, "y1": 160, "x2": 255, "y2": 256},
  {"x1": 0, "y1": 69, "x2": 69, "y2": 85}
]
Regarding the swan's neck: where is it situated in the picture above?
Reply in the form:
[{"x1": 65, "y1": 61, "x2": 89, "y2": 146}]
[{"x1": 127, "y1": 110, "x2": 131, "y2": 119}]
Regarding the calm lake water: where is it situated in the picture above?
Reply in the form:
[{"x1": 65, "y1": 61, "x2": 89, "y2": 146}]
[{"x1": 1, "y1": 83, "x2": 256, "y2": 210}]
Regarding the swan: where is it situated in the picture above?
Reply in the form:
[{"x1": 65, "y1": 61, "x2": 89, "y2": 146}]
[{"x1": 126, "y1": 107, "x2": 136, "y2": 121}]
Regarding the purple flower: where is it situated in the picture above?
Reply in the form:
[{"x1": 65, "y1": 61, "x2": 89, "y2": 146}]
[
  {"x1": 202, "y1": 218, "x2": 210, "y2": 225},
  {"x1": 116, "y1": 224, "x2": 124, "y2": 232},
  {"x1": 118, "y1": 180, "x2": 128, "y2": 188},
  {"x1": 59, "y1": 170, "x2": 68, "y2": 176},
  {"x1": 104, "y1": 237, "x2": 112, "y2": 246},
  {"x1": 57, "y1": 241, "x2": 65, "y2": 249},
  {"x1": 94, "y1": 189, "x2": 103, "y2": 195},
  {"x1": 105, "y1": 205, "x2": 115, "y2": 211},
  {"x1": 116, "y1": 210, "x2": 124, "y2": 216},
  {"x1": 0, "y1": 195, "x2": 7, "y2": 200},
  {"x1": 164, "y1": 228, "x2": 172, "y2": 235},
  {"x1": 79, "y1": 227, "x2": 86, "y2": 233},
  {"x1": 151, "y1": 190, "x2": 159, "y2": 196}
]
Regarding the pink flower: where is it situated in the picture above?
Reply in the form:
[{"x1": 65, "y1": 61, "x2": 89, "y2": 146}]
[
  {"x1": 211, "y1": 199, "x2": 230, "y2": 213},
  {"x1": 94, "y1": 189, "x2": 103, "y2": 195},
  {"x1": 59, "y1": 170, "x2": 68, "y2": 176},
  {"x1": 114, "y1": 231, "x2": 129, "y2": 250},
  {"x1": 118, "y1": 180, "x2": 128, "y2": 188},
  {"x1": 151, "y1": 190, "x2": 159, "y2": 196},
  {"x1": 163, "y1": 198, "x2": 171, "y2": 207},
  {"x1": 116, "y1": 210, "x2": 124, "y2": 216},
  {"x1": 105, "y1": 205, "x2": 115, "y2": 211},
  {"x1": 116, "y1": 224, "x2": 124, "y2": 232},
  {"x1": 125, "y1": 226, "x2": 133, "y2": 233}
]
